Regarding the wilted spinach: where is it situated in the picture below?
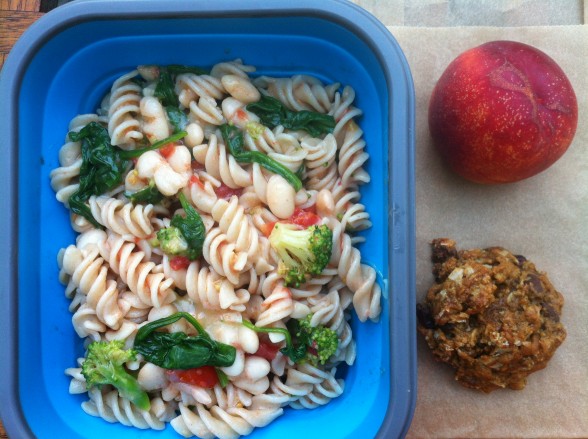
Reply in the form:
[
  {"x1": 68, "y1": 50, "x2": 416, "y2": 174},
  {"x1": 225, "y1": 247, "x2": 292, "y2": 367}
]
[
  {"x1": 170, "y1": 192, "x2": 206, "y2": 260},
  {"x1": 134, "y1": 312, "x2": 236, "y2": 369},
  {"x1": 246, "y1": 95, "x2": 336, "y2": 137},
  {"x1": 68, "y1": 122, "x2": 130, "y2": 228},
  {"x1": 220, "y1": 124, "x2": 302, "y2": 192},
  {"x1": 165, "y1": 106, "x2": 189, "y2": 133},
  {"x1": 67, "y1": 122, "x2": 186, "y2": 226},
  {"x1": 125, "y1": 179, "x2": 163, "y2": 205},
  {"x1": 154, "y1": 65, "x2": 208, "y2": 108}
]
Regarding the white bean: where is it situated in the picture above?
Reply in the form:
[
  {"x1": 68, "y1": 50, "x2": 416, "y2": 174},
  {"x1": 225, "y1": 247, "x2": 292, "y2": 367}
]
[
  {"x1": 266, "y1": 175, "x2": 296, "y2": 219},
  {"x1": 137, "y1": 363, "x2": 167, "y2": 391},
  {"x1": 166, "y1": 144, "x2": 192, "y2": 175},
  {"x1": 183, "y1": 122, "x2": 204, "y2": 147},
  {"x1": 221, "y1": 74, "x2": 261, "y2": 104},
  {"x1": 316, "y1": 188, "x2": 335, "y2": 217},
  {"x1": 136, "y1": 150, "x2": 165, "y2": 179},
  {"x1": 153, "y1": 165, "x2": 189, "y2": 196}
]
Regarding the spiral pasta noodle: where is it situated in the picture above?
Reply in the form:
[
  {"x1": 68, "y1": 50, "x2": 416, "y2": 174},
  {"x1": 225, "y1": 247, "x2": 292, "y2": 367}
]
[
  {"x1": 88, "y1": 195, "x2": 156, "y2": 239},
  {"x1": 83, "y1": 388, "x2": 174, "y2": 430},
  {"x1": 108, "y1": 70, "x2": 143, "y2": 147},
  {"x1": 98, "y1": 231, "x2": 176, "y2": 308},
  {"x1": 52, "y1": 60, "x2": 383, "y2": 438}
]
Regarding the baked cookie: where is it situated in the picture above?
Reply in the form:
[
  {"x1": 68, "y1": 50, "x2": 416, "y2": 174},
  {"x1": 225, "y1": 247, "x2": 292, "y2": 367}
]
[{"x1": 417, "y1": 238, "x2": 566, "y2": 392}]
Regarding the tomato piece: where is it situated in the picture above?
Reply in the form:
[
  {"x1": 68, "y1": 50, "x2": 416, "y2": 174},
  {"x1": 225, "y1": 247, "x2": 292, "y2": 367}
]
[
  {"x1": 159, "y1": 143, "x2": 176, "y2": 159},
  {"x1": 259, "y1": 221, "x2": 276, "y2": 237},
  {"x1": 214, "y1": 183, "x2": 243, "y2": 200},
  {"x1": 166, "y1": 366, "x2": 219, "y2": 388},
  {"x1": 169, "y1": 256, "x2": 191, "y2": 271},
  {"x1": 191, "y1": 160, "x2": 204, "y2": 171},
  {"x1": 289, "y1": 207, "x2": 320, "y2": 228},
  {"x1": 255, "y1": 334, "x2": 280, "y2": 361},
  {"x1": 235, "y1": 108, "x2": 248, "y2": 122},
  {"x1": 189, "y1": 174, "x2": 204, "y2": 189}
]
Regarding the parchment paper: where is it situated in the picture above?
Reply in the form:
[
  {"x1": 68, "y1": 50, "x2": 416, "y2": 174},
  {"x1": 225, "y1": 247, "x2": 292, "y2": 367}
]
[
  {"x1": 389, "y1": 25, "x2": 588, "y2": 438},
  {"x1": 352, "y1": 1, "x2": 588, "y2": 438}
]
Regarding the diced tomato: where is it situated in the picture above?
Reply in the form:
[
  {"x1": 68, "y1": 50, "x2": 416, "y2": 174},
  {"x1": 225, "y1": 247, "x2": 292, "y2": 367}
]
[
  {"x1": 259, "y1": 221, "x2": 276, "y2": 237},
  {"x1": 255, "y1": 334, "x2": 280, "y2": 361},
  {"x1": 214, "y1": 183, "x2": 243, "y2": 200},
  {"x1": 191, "y1": 160, "x2": 205, "y2": 171},
  {"x1": 166, "y1": 366, "x2": 219, "y2": 388},
  {"x1": 235, "y1": 108, "x2": 248, "y2": 121},
  {"x1": 289, "y1": 207, "x2": 320, "y2": 228},
  {"x1": 169, "y1": 256, "x2": 191, "y2": 271},
  {"x1": 189, "y1": 174, "x2": 204, "y2": 189},
  {"x1": 159, "y1": 143, "x2": 176, "y2": 159}
]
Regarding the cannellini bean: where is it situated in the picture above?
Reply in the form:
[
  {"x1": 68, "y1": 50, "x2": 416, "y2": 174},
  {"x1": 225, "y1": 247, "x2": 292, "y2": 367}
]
[
  {"x1": 232, "y1": 356, "x2": 271, "y2": 395},
  {"x1": 316, "y1": 188, "x2": 335, "y2": 217},
  {"x1": 136, "y1": 150, "x2": 189, "y2": 196},
  {"x1": 266, "y1": 174, "x2": 296, "y2": 219},
  {"x1": 242, "y1": 356, "x2": 271, "y2": 381},
  {"x1": 138, "y1": 363, "x2": 167, "y2": 391},
  {"x1": 208, "y1": 322, "x2": 259, "y2": 354},
  {"x1": 222, "y1": 350, "x2": 245, "y2": 377},
  {"x1": 183, "y1": 122, "x2": 204, "y2": 147},
  {"x1": 221, "y1": 74, "x2": 261, "y2": 104},
  {"x1": 140, "y1": 96, "x2": 170, "y2": 143},
  {"x1": 166, "y1": 145, "x2": 192, "y2": 174},
  {"x1": 153, "y1": 165, "x2": 189, "y2": 196},
  {"x1": 136, "y1": 150, "x2": 165, "y2": 179}
]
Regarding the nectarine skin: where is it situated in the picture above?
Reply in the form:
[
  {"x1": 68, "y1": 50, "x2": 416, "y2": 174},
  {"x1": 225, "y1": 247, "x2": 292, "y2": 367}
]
[{"x1": 428, "y1": 40, "x2": 578, "y2": 184}]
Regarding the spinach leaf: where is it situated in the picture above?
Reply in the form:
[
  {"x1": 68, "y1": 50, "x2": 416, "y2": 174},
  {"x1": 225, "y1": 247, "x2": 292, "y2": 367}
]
[
  {"x1": 134, "y1": 312, "x2": 236, "y2": 370},
  {"x1": 169, "y1": 192, "x2": 205, "y2": 260},
  {"x1": 118, "y1": 130, "x2": 187, "y2": 159},
  {"x1": 153, "y1": 65, "x2": 207, "y2": 109},
  {"x1": 68, "y1": 122, "x2": 130, "y2": 228},
  {"x1": 166, "y1": 106, "x2": 189, "y2": 133},
  {"x1": 125, "y1": 179, "x2": 163, "y2": 205},
  {"x1": 154, "y1": 68, "x2": 178, "y2": 107},
  {"x1": 216, "y1": 369, "x2": 229, "y2": 388},
  {"x1": 166, "y1": 65, "x2": 208, "y2": 76},
  {"x1": 246, "y1": 95, "x2": 336, "y2": 137},
  {"x1": 220, "y1": 124, "x2": 302, "y2": 192},
  {"x1": 67, "y1": 123, "x2": 186, "y2": 227}
]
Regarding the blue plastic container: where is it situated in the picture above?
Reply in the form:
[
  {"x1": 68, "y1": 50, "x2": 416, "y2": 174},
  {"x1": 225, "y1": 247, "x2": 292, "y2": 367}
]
[{"x1": 0, "y1": 1, "x2": 416, "y2": 438}]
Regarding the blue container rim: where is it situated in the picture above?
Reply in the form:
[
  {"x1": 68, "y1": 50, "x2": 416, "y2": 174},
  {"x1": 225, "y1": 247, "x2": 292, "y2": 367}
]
[{"x1": 0, "y1": 0, "x2": 417, "y2": 438}]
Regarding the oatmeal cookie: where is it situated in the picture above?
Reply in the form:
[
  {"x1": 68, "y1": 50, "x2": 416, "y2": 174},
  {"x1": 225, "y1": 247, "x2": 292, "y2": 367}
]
[{"x1": 417, "y1": 238, "x2": 566, "y2": 393}]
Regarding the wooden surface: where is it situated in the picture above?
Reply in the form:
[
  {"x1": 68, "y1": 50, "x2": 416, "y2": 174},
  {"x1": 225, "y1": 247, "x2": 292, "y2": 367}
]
[
  {"x1": 1, "y1": 0, "x2": 46, "y2": 432},
  {"x1": 0, "y1": 0, "x2": 44, "y2": 70}
]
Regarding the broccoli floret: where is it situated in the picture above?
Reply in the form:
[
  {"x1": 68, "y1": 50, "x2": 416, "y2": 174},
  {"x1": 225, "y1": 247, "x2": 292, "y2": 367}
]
[
  {"x1": 269, "y1": 223, "x2": 333, "y2": 287},
  {"x1": 243, "y1": 314, "x2": 339, "y2": 366},
  {"x1": 156, "y1": 226, "x2": 189, "y2": 257},
  {"x1": 297, "y1": 314, "x2": 339, "y2": 366},
  {"x1": 81, "y1": 340, "x2": 150, "y2": 411}
]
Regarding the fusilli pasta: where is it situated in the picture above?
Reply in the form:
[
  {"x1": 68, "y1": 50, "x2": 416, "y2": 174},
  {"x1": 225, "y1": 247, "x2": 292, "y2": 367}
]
[{"x1": 52, "y1": 60, "x2": 382, "y2": 439}]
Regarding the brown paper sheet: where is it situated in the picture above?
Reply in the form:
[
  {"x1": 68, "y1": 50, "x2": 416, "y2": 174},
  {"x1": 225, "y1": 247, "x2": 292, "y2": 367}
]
[{"x1": 382, "y1": 25, "x2": 588, "y2": 438}]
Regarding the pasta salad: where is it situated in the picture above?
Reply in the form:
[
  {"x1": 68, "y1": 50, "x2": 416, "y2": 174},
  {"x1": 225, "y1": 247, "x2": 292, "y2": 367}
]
[{"x1": 50, "y1": 59, "x2": 381, "y2": 438}]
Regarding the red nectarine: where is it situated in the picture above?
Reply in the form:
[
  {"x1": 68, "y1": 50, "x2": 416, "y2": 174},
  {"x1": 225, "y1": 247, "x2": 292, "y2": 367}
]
[{"x1": 428, "y1": 40, "x2": 577, "y2": 184}]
